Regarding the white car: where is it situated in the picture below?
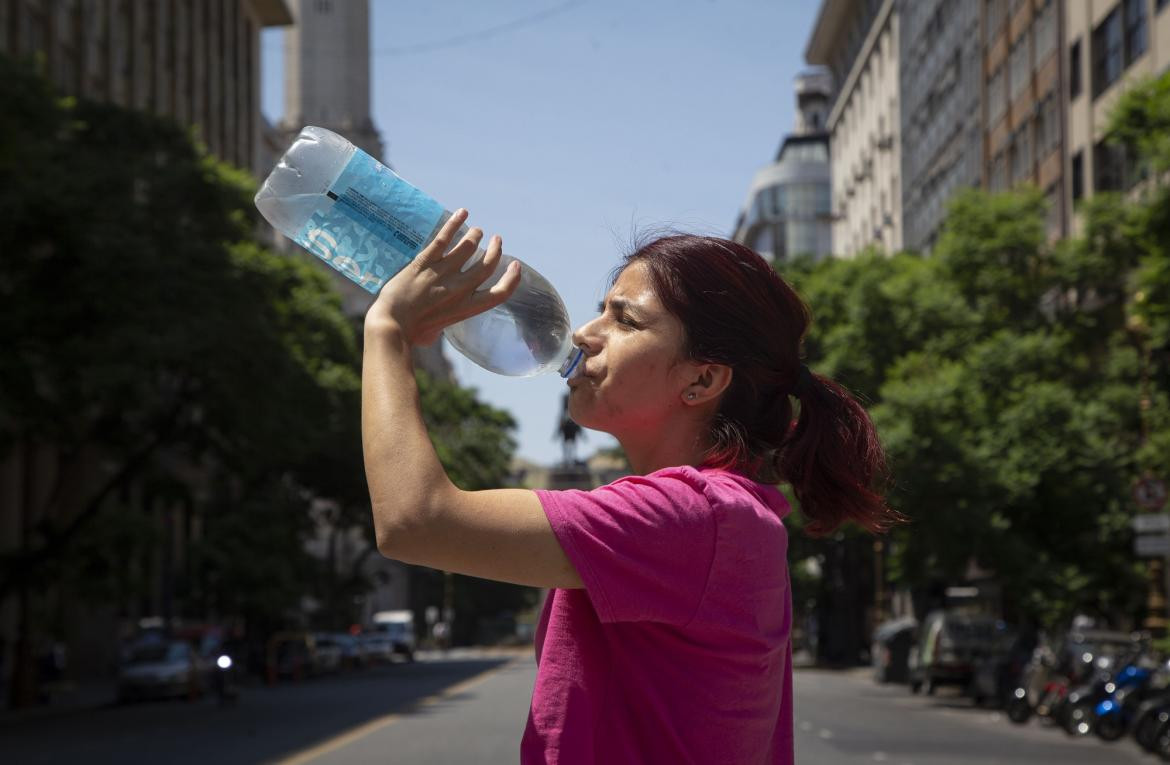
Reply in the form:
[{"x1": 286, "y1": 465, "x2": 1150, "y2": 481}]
[{"x1": 117, "y1": 640, "x2": 204, "y2": 702}]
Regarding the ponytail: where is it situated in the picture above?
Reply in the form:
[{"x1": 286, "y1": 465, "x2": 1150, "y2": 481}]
[{"x1": 777, "y1": 371, "x2": 900, "y2": 536}]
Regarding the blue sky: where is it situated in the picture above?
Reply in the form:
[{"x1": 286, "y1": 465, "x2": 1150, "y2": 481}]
[{"x1": 262, "y1": 0, "x2": 820, "y2": 466}]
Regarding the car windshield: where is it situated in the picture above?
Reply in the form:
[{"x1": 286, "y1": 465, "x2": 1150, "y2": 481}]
[{"x1": 129, "y1": 643, "x2": 186, "y2": 664}]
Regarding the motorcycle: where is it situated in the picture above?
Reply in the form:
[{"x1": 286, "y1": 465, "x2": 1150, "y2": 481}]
[
  {"x1": 212, "y1": 650, "x2": 240, "y2": 705},
  {"x1": 1007, "y1": 643, "x2": 1070, "y2": 724},
  {"x1": 1091, "y1": 656, "x2": 1163, "y2": 741},
  {"x1": 1061, "y1": 646, "x2": 1149, "y2": 736}
]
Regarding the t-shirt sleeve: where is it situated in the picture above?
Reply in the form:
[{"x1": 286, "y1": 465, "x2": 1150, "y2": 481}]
[{"x1": 535, "y1": 467, "x2": 717, "y2": 626}]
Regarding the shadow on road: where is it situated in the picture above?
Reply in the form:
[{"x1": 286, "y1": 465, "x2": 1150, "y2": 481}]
[{"x1": 0, "y1": 657, "x2": 516, "y2": 765}]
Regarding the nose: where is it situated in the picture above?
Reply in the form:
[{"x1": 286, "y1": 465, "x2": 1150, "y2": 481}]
[{"x1": 571, "y1": 315, "x2": 603, "y2": 357}]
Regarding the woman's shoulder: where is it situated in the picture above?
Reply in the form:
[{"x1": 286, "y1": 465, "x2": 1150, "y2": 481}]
[{"x1": 610, "y1": 465, "x2": 791, "y2": 522}]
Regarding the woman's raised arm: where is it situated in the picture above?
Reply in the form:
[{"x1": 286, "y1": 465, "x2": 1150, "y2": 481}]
[{"x1": 361, "y1": 209, "x2": 582, "y2": 589}]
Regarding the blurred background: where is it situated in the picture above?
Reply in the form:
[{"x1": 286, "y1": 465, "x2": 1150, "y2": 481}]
[{"x1": 3, "y1": 0, "x2": 1170, "y2": 763}]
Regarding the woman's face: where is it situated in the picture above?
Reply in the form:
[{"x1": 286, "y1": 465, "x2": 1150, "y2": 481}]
[{"x1": 567, "y1": 262, "x2": 693, "y2": 435}]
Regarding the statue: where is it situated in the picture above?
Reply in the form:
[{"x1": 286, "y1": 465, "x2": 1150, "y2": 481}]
[{"x1": 555, "y1": 393, "x2": 584, "y2": 466}]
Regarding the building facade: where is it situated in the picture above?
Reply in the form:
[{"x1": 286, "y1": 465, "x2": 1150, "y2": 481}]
[
  {"x1": 901, "y1": 0, "x2": 984, "y2": 253},
  {"x1": 806, "y1": 0, "x2": 903, "y2": 257},
  {"x1": 732, "y1": 69, "x2": 833, "y2": 263},
  {"x1": 1064, "y1": 0, "x2": 1170, "y2": 230},
  {"x1": 0, "y1": 0, "x2": 296, "y2": 705},
  {"x1": 0, "y1": 0, "x2": 294, "y2": 176},
  {"x1": 982, "y1": 0, "x2": 1067, "y2": 239}
]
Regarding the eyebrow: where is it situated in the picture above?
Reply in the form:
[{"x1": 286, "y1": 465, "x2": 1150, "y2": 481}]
[{"x1": 598, "y1": 297, "x2": 642, "y2": 317}]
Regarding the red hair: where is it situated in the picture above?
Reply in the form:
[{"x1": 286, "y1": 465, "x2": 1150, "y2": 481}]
[{"x1": 622, "y1": 235, "x2": 898, "y2": 536}]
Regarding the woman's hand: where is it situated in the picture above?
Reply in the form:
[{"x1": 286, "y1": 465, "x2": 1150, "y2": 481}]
[{"x1": 365, "y1": 209, "x2": 522, "y2": 345}]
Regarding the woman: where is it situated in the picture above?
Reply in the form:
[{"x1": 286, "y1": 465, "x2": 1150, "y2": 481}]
[{"x1": 362, "y1": 209, "x2": 898, "y2": 763}]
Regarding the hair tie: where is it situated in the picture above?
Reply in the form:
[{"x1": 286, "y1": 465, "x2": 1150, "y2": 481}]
[{"x1": 792, "y1": 364, "x2": 814, "y2": 399}]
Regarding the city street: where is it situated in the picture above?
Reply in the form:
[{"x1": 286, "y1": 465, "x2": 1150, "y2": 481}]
[
  {"x1": 793, "y1": 668, "x2": 1148, "y2": 764},
  {"x1": 1, "y1": 649, "x2": 1156, "y2": 764}
]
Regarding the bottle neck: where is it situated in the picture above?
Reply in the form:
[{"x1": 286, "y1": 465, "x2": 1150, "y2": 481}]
[{"x1": 558, "y1": 347, "x2": 585, "y2": 379}]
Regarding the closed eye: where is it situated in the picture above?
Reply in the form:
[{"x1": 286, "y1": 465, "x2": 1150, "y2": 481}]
[{"x1": 598, "y1": 300, "x2": 640, "y2": 328}]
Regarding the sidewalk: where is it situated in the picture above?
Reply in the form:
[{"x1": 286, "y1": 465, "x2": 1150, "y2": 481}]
[{"x1": 0, "y1": 678, "x2": 117, "y2": 724}]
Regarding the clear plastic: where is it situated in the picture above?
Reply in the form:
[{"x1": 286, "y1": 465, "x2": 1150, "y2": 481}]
[{"x1": 255, "y1": 126, "x2": 583, "y2": 379}]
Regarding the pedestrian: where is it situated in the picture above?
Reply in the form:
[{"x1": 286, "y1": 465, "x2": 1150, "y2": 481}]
[{"x1": 362, "y1": 209, "x2": 901, "y2": 763}]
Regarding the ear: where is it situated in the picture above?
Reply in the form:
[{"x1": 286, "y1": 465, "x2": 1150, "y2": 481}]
[{"x1": 681, "y1": 363, "x2": 733, "y2": 406}]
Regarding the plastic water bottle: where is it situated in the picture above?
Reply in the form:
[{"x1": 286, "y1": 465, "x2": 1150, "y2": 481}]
[{"x1": 255, "y1": 126, "x2": 584, "y2": 379}]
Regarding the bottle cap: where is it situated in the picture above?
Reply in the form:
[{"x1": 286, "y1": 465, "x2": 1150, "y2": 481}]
[{"x1": 558, "y1": 347, "x2": 585, "y2": 379}]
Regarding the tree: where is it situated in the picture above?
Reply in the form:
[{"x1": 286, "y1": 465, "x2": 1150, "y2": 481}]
[{"x1": 0, "y1": 57, "x2": 363, "y2": 704}]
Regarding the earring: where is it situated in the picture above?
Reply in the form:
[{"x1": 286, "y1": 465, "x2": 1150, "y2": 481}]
[{"x1": 686, "y1": 393, "x2": 696, "y2": 400}]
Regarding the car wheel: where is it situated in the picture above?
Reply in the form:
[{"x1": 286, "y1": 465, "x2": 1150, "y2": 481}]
[
  {"x1": 1007, "y1": 696, "x2": 1033, "y2": 724},
  {"x1": 1096, "y1": 713, "x2": 1126, "y2": 742}
]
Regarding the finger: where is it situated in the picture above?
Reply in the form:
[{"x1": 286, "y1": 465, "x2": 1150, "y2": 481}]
[
  {"x1": 440, "y1": 227, "x2": 485, "y2": 275},
  {"x1": 454, "y1": 234, "x2": 505, "y2": 291},
  {"x1": 461, "y1": 260, "x2": 522, "y2": 315},
  {"x1": 415, "y1": 209, "x2": 468, "y2": 268}
]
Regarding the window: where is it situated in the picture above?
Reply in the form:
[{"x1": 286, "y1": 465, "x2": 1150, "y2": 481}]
[
  {"x1": 1034, "y1": 0, "x2": 1057, "y2": 62},
  {"x1": 1093, "y1": 140, "x2": 1125, "y2": 192},
  {"x1": 1037, "y1": 93, "x2": 1060, "y2": 158},
  {"x1": 1125, "y1": 0, "x2": 1148, "y2": 63},
  {"x1": 987, "y1": 0, "x2": 1007, "y2": 33},
  {"x1": 988, "y1": 66, "x2": 1006, "y2": 123},
  {"x1": 1092, "y1": 9, "x2": 1124, "y2": 97},
  {"x1": 1071, "y1": 151, "x2": 1084, "y2": 200},
  {"x1": 1009, "y1": 33, "x2": 1030, "y2": 98},
  {"x1": 1093, "y1": 0, "x2": 1148, "y2": 98},
  {"x1": 1069, "y1": 39, "x2": 1082, "y2": 99}
]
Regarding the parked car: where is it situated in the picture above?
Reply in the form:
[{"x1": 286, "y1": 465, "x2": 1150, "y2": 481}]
[
  {"x1": 117, "y1": 640, "x2": 205, "y2": 702},
  {"x1": 309, "y1": 633, "x2": 343, "y2": 674},
  {"x1": 372, "y1": 610, "x2": 417, "y2": 662},
  {"x1": 359, "y1": 632, "x2": 395, "y2": 664},
  {"x1": 872, "y1": 617, "x2": 917, "y2": 684},
  {"x1": 317, "y1": 632, "x2": 365, "y2": 670},
  {"x1": 909, "y1": 610, "x2": 1012, "y2": 696},
  {"x1": 266, "y1": 632, "x2": 319, "y2": 681}
]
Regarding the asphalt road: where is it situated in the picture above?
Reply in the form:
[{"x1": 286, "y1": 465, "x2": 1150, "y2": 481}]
[
  {"x1": 0, "y1": 649, "x2": 524, "y2": 765},
  {"x1": 1, "y1": 650, "x2": 1155, "y2": 764},
  {"x1": 793, "y1": 667, "x2": 1149, "y2": 764}
]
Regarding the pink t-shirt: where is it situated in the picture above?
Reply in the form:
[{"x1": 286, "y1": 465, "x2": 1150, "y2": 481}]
[{"x1": 521, "y1": 465, "x2": 794, "y2": 764}]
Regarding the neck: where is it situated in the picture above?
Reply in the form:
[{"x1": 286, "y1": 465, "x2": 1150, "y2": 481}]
[{"x1": 617, "y1": 409, "x2": 714, "y2": 475}]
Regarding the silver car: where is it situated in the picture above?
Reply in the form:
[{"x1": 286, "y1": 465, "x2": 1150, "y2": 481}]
[{"x1": 117, "y1": 640, "x2": 204, "y2": 702}]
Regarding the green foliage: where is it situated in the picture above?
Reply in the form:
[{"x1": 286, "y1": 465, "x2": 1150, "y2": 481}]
[
  {"x1": 0, "y1": 56, "x2": 525, "y2": 651},
  {"x1": 776, "y1": 135, "x2": 1170, "y2": 627}
]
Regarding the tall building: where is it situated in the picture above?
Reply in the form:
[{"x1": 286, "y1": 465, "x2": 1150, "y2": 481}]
[
  {"x1": 279, "y1": 0, "x2": 381, "y2": 158},
  {"x1": 733, "y1": 69, "x2": 833, "y2": 262},
  {"x1": 1064, "y1": 0, "x2": 1170, "y2": 231},
  {"x1": 982, "y1": 0, "x2": 1067, "y2": 239},
  {"x1": 806, "y1": 0, "x2": 903, "y2": 257},
  {"x1": 0, "y1": 0, "x2": 295, "y2": 705},
  {"x1": 0, "y1": 0, "x2": 294, "y2": 176},
  {"x1": 276, "y1": 0, "x2": 433, "y2": 616},
  {"x1": 901, "y1": 0, "x2": 984, "y2": 253},
  {"x1": 276, "y1": 0, "x2": 450, "y2": 379}
]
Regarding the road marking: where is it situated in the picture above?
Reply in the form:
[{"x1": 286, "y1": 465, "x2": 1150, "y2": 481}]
[{"x1": 273, "y1": 658, "x2": 522, "y2": 765}]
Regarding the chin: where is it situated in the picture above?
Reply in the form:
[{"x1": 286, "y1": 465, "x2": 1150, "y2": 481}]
[{"x1": 567, "y1": 391, "x2": 605, "y2": 433}]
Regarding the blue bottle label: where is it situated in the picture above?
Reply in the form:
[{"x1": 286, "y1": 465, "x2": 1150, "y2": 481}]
[{"x1": 294, "y1": 149, "x2": 446, "y2": 294}]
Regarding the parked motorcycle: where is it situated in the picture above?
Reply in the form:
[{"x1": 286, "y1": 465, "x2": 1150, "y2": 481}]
[
  {"x1": 1061, "y1": 645, "x2": 1150, "y2": 736},
  {"x1": 1007, "y1": 642, "x2": 1074, "y2": 724}
]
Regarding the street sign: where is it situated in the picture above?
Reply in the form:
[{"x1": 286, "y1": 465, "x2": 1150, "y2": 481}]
[
  {"x1": 1134, "y1": 477, "x2": 1168, "y2": 511},
  {"x1": 1136, "y1": 535, "x2": 1170, "y2": 557},
  {"x1": 1134, "y1": 514, "x2": 1170, "y2": 534}
]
